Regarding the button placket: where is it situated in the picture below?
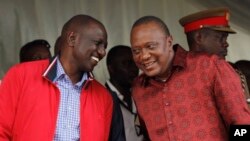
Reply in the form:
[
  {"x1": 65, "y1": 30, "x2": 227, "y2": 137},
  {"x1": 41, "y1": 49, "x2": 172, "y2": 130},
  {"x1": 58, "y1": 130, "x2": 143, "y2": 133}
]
[{"x1": 162, "y1": 85, "x2": 175, "y2": 139}]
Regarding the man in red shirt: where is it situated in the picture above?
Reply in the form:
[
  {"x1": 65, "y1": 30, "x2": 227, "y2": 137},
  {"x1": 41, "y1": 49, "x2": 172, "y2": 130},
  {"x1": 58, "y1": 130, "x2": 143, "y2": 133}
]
[
  {"x1": 179, "y1": 7, "x2": 250, "y2": 108},
  {"x1": 130, "y1": 15, "x2": 250, "y2": 141}
]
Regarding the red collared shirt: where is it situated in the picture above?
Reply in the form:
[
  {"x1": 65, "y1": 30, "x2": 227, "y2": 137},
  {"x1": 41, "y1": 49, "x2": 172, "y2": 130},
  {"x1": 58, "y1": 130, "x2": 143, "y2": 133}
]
[{"x1": 132, "y1": 45, "x2": 250, "y2": 141}]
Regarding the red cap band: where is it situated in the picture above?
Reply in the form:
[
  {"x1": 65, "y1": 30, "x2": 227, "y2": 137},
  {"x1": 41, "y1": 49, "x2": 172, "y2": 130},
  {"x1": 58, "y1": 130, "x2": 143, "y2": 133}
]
[{"x1": 184, "y1": 16, "x2": 228, "y2": 33}]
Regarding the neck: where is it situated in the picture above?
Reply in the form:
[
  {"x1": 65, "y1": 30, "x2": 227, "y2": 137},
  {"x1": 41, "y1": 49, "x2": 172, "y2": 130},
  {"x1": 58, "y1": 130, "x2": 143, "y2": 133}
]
[
  {"x1": 154, "y1": 67, "x2": 172, "y2": 82},
  {"x1": 59, "y1": 55, "x2": 83, "y2": 84},
  {"x1": 190, "y1": 44, "x2": 205, "y2": 53}
]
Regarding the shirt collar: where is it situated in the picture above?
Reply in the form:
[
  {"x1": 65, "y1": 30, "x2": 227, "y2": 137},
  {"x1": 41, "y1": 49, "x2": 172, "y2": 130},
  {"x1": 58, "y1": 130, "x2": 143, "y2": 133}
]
[
  {"x1": 54, "y1": 57, "x2": 65, "y2": 82},
  {"x1": 106, "y1": 80, "x2": 125, "y2": 101},
  {"x1": 172, "y1": 44, "x2": 188, "y2": 69},
  {"x1": 106, "y1": 80, "x2": 138, "y2": 113},
  {"x1": 42, "y1": 56, "x2": 94, "y2": 88},
  {"x1": 57, "y1": 58, "x2": 87, "y2": 87}
]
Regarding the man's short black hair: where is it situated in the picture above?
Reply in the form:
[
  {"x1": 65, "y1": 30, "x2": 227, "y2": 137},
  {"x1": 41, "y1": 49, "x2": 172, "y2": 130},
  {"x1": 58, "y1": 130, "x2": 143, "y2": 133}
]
[
  {"x1": 19, "y1": 39, "x2": 51, "y2": 62},
  {"x1": 106, "y1": 45, "x2": 131, "y2": 66},
  {"x1": 131, "y1": 16, "x2": 170, "y2": 36}
]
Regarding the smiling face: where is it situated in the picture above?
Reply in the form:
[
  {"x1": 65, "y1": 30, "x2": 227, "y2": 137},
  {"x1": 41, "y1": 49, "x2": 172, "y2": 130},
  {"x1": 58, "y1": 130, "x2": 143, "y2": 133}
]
[
  {"x1": 130, "y1": 21, "x2": 174, "y2": 78},
  {"x1": 72, "y1": 22, "x2": 107, "y2": 72}
]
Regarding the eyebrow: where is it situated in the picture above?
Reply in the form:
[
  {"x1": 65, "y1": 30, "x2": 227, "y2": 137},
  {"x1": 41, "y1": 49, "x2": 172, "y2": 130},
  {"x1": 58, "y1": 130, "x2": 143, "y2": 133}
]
[{"x1": 133, "y1": 41, "x2": 158, "y2": 48}]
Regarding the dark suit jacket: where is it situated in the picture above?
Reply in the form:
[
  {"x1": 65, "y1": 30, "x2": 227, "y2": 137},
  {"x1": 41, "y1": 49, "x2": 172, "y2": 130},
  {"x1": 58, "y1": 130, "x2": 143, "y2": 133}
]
[{"x1": 105, "y1": 83, "x2": 126, "y2": 141}]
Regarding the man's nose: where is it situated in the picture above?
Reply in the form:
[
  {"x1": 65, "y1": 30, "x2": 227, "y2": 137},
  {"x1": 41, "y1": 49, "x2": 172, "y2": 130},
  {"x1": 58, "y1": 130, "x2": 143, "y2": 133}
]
[
  {"x1": 141, "y1": 49, "x2": 150, "y2": 60},
  {"x1": 97, "y1": 46, "x2": 106, "y2": 59},
  {"x1": 223, "y1": 41, "x2": 229, "y2": 48}
]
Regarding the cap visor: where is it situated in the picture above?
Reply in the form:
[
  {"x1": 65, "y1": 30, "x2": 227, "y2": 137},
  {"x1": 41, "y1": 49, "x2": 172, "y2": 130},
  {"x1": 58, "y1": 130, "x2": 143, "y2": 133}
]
[{"x1": 210, "y1": 27, "x2": 236, "y2": 34}]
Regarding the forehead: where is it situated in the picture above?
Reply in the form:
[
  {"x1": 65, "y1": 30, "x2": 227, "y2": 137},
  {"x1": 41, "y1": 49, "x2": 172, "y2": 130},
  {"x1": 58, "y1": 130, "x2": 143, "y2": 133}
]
[
  {"x1": 115, "y1": 49, "x2": 132, "y2": 58},
  {"x1": 26, "y1": 46, "x2": 50, "y2": 56},
  {"x1": 83, "y1": 22, "x2": 106, "y2": 34},
  {"x1": 109, "y1": 49, "x2": 132, "y2": 64},
  {"x1": 29, "y1": 45, "x2": 49, "y2": 52},
  {"x1": 131, "y1": 22, "x2": 165, "y2": 47},
  {"x1": 206, "y1": 29, "x2": 229, "y2": 36},
  {"x1": 79, "y1": 24, "x2": 107, "y2": 44},
  {"x1": 132, "y1": 22, "x2": 163, "y2": 35}
]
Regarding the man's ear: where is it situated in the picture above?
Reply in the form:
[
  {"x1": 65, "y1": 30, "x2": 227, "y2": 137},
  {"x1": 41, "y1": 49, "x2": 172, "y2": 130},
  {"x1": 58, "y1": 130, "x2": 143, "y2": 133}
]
[
  {"x1": 107, "y1": 65, "x2": 114, "y2": 73},
  {"x1": 167, "y1": 35, "x2": 173, "y2": 46},
  {"x1": 67, "y1": 32, "x2": 76, "y2": 46},
  {"x1": 194, "y1": 31, "x2": 203, "y2": 45},
  {"x1": 165, "y1": 35, "x2": 173, "y2": 49}
]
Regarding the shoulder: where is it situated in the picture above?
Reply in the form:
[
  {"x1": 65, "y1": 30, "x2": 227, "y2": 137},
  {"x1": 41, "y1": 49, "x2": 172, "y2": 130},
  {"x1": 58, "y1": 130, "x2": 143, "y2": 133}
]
[
  {"x1": 187, "y1": 52, "x2": 236, "y2": 78},
  {"x1": 1, "y1": 60, "x2": 50, "y2": 93},
  {"x1": 90, "y1": 79, "x2": 112, "y2": 99},
  {"x1": 187, "y1": 52, "x2": 223, "y2": 68},
  {"x1": 133, "y1": 74, "x2": 147, "y2": 87},
  {"x1": 12, "y1": 59, "x2": 49, "y2": 71},
  {"x1": 91, "y1": 79, "x2": 108, "y2": 91},
  {"x1": 4, "y1": 59, "x2": 49, "y2": 78},
  {"x1": 131, "y1": 74, "x2": 150, "y2": 98}
]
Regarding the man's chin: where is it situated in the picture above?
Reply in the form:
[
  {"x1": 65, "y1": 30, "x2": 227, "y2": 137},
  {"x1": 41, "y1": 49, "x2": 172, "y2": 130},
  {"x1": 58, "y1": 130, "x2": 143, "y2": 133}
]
[
  {"x1": 89, "y1": 67, "x2": 95, "y2": 72},
  {"x1": 144, "y1": 71, "x2": 158, "y2": 77},
  {"x1": 82, "y1": 66, "x2": 95, "y2": 72}
]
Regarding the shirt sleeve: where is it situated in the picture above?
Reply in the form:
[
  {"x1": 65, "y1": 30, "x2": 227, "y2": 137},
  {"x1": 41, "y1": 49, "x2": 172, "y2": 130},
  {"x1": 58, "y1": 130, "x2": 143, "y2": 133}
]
[
  {"x1": 213, "y1": 58, "x2": 250, "y2": 127},
  {"x1": 0, "y1": 65, "x2": 22, "y2": 140}
]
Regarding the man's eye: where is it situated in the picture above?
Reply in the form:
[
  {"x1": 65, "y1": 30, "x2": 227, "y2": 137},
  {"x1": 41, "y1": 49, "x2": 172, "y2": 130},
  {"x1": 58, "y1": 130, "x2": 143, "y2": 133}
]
[
  {"x1": 148, "y1": 45, "x2": 155, "y2": 48},
  {"x1": 147, "y1": 43, "x2": 158, "y2": 49},
  {"x1": 93, "y1": 40, "x2": 106, "y2": 48},
  {"x1": 132, "y1": 49, "x2": 140, "y2": 55},
  {"x1": 93, "y1": 40, "x2": 100, "y2": 45}
]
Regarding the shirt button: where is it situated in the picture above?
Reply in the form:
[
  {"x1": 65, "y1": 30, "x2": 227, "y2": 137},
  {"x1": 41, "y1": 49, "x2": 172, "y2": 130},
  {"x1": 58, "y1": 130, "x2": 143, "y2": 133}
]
[
  {"x1": 168, "y1": 121, "x2": 173, "y2": 125},
  {"x1": 64, "y1": 124, "x2": 67, "y2": 129},
  {"x1": 64, "y1": 123, "x2": 70, "y2": 129},
  {"x1": 163, "y1": 87, "x2": 168, "y2": 92},
  {"x1": 163, "y1": 94, "x2": 166, "y2": 98},
  {"x1": 165, "y1": 102, "x2": 169, "y2": 106}
]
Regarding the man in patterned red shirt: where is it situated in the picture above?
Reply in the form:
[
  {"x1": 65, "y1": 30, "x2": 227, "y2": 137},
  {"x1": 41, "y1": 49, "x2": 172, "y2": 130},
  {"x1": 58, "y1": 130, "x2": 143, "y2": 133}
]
[
  {"x1": 130, "y1": 15, "x2": 250, "y2": 141},
  {"x1": 179, "y1": 7, "x2": 250, "y2": 108}
]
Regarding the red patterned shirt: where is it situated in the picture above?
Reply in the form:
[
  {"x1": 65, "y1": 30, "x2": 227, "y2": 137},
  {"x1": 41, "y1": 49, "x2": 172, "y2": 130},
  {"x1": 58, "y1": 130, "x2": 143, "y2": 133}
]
[{"x1": 132, "y1": 45, "x2": 250, "y2": 141}]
